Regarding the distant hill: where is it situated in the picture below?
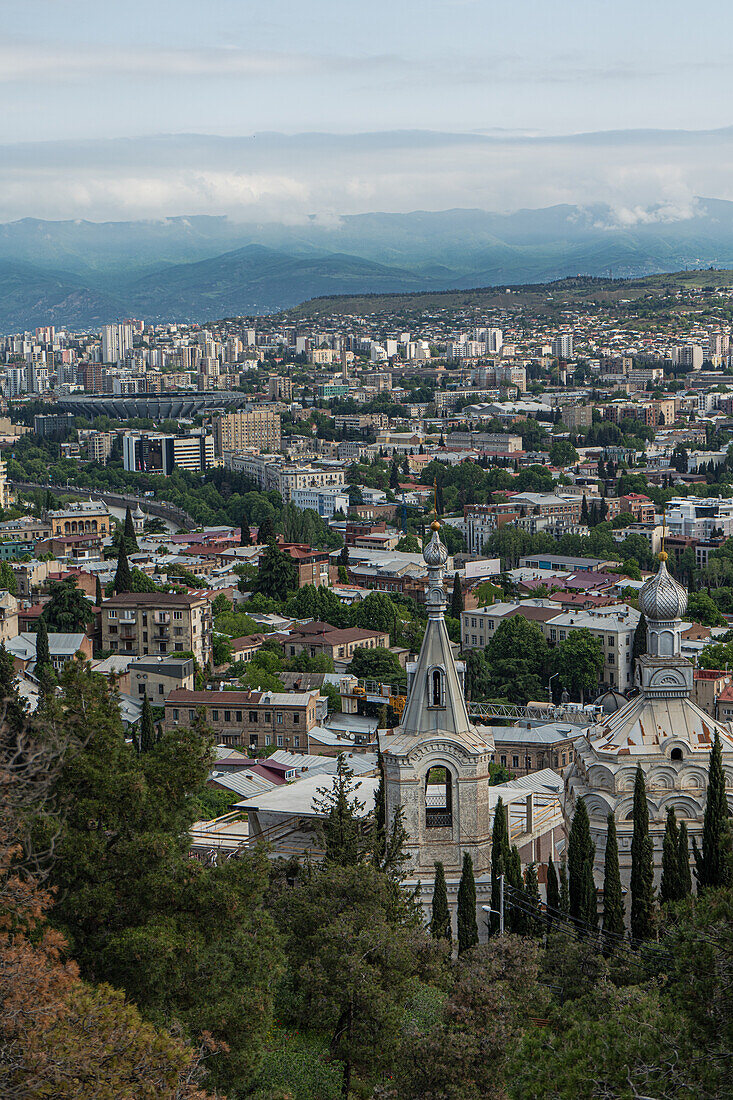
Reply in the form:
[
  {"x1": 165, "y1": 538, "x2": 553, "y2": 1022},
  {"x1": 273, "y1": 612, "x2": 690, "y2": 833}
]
[{"x1": 6, "y1": 200, "x2": 733, "y2": 329}]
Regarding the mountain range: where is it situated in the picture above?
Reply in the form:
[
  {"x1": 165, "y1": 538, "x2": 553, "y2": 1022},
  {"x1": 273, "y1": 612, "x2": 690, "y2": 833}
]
[{"x1": 6, "y1": 198, "x2": 733, "y2": 330}]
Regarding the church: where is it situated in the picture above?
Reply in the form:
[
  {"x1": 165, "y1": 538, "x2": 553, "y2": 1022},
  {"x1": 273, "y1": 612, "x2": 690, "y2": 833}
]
[
  {"x1": 381, "y1": 527, "x2": 733, "y2": 927},
  {"x1": 566, "y1": 551, "x2": 733, "y2": 891},
  {"x1": 381, "y1": 522, "x2": 564, "y2": 924}
]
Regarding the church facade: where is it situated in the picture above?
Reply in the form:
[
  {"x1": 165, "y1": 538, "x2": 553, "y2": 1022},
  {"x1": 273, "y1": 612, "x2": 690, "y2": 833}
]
[{"x1": 565, "y1": 552, "x2": 733, "y2": 890}]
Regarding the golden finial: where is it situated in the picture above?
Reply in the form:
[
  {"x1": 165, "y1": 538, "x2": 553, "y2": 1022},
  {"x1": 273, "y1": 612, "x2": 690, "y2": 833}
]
[
  {"x1": 431, "y1": 519, "x2": 441, "y2": 531},
  {"x1": 658, "y1": 550, "x2": 668, "y2": 562}
]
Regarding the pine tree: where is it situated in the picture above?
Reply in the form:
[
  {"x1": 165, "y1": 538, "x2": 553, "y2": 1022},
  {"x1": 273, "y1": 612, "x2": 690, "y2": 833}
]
[
  {"x1": 633, "y1": 614, "x2": 648, "y2": 665},
  {"x1": 95, "y1": 574, "x2": 103, "y2": 608},
  {"x1": 568, "y1": 797, "x2": 596, "y2": 928},
  {"x1": 559, "y1": 861, "x2": 570, "y2": 914},
  {"x1": 139, "y1": 692, "x2": 156, "y2": 753},
  {"x1": 240, "y1": 518, "x2": 252, "y2": 546},
  {"x1": 506, "y1": 845, "x2": 525, "y2": 934},
  {"x1": 430, "y1": 861, "x2": 451, "y2": 943},
  {"x1": 546, "y1": 856, "x2": 560, "y2": 929},
  {"x1": 372, "y1": 748, "x2": 386, "y2": 866},
  {"x1": 313, "y1": 753, "x2": 365, "y2": 866},
  {"x1": 600, "y1": 497, "x2": 608, "y2": 522},
  {"x1": 35, "y1": 616, "x2": 52, "y2": 674},
  {"x1": 602, "y1": 812, "x2": 625, "y2": 940},
  {"x1": 660, "y1": 806, "x2": 681, "y2": 903},
  {"x1": 581, "y1": 493, "x2": 589, "y2": 525},
  {"x1": 630, "y1": 765, "x2": 655, "y2": 939},
  {"x1": 435, "y1": 479, "x2": 445, "y2": 516},
  {"x1": 677, "y1": 821, "x2": 692, "y2": 898},
  {"x1": 695, "y1": 730, "x2": 731, "y2": 891},
  {"x1": 450, "y1": 572, "x2": 464, "y2": 619},
  {"x1": 113, "y1": 541, "x2": 132, "y2": 595},
  {"x1": 457, "y1": 852, "x2": 478, "y2": 954},
  {"x1": 257, "y1": 515, "x2": 276, "y2": 543},
  {"x1": 123, "y1": 505, "x2": 138, "y2": 553},
  {"x1": 489, "y1": 797, "x2": 510, "y2": 934}
]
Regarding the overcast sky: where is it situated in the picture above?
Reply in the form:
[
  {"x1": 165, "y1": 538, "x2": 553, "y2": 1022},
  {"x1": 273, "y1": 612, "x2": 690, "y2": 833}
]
[{"x1": 3, "y1": 0, "x2": 733, "y2": 221}]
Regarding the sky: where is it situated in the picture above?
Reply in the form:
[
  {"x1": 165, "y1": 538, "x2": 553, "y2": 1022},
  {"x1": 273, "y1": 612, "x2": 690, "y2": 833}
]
[{"x1": 3, "y1": 0, "x2": 733, "y2": 222}]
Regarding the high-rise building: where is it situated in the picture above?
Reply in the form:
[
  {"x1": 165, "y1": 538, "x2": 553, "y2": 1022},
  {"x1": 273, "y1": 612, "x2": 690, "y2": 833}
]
[
  {"x1": 214, "y1": 410, "x2": 281, "y2": 455},
  {"x1": 551, "y1": 334, "x2": 574, "y2": 359},
  {"x1": 101, "y1": 323, "x2": 133, "y2": 364}
]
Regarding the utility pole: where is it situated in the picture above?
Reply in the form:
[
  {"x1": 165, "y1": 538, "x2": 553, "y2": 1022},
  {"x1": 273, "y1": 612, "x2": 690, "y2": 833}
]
[{"x1": 499, "y1": 873, "x2": 504, "y2": 934}]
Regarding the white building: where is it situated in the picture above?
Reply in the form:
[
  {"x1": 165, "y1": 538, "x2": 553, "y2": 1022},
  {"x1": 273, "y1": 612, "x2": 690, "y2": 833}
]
[
  {"x1": 290, "y1": 487, "x2": 350, "y2": 519},
  {"x1": 101, "y1": 323, "x2": 133, "y2": 364}
]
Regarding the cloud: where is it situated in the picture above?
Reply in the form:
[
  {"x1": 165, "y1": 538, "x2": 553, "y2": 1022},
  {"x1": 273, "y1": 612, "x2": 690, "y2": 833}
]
[{"x1": 1, "y1": 128, "x2": 733, "y2": 224}]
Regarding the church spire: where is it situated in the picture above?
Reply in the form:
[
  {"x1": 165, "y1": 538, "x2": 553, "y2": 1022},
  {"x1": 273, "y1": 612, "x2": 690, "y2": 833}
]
[{"x1": 396, "y1": 522, "x2": 486, "y2": 747}]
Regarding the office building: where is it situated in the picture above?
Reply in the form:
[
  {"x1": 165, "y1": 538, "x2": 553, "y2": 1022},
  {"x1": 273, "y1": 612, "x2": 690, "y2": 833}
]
[{"x1": 101, "y1": 323, "x2": 133, "y2": 364}]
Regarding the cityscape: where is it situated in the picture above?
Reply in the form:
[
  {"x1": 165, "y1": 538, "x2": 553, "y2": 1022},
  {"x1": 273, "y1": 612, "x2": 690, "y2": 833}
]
[{"x1": 2, "y1": 1, "x2": 733, "y2": 1098}]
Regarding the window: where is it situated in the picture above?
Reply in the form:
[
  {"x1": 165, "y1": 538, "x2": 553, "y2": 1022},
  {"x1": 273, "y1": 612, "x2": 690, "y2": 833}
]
[
  {"x1": 172, "y1": 709, "x2": 179, "y2": 720},
  {"x1": 189, "y1": 710, "x2": 195, "y2": 721},
  {"x1": 265, "y1": 733, "x2": 272, "y2": 745},
  {"x1": 671, "y1": 747, "x2": 683, "y2": 760},
  {"x1": 293, "y1": 713, "x2": 299, "y2": 724},
  {"x1": 236, "y1": 711, "x2": 242, "y2": 722},
  {"x1": 559, "y1": 630, "x2": 566, "y2": 641},
  {"x1": 108, "y1": 625, "x2": 118, "y2": 634},
  {"x1": 277, "y1": 735, "x2": 284, "y2": 747},
  {"x1": 265, "y1": 712, "x2": 271, "y2": 723},
  {"x1": 224, "y1": 710, "x2": 231, "y2": 722},
  {"x1": 173, "y1": 611, "x2": 182, "y2": 620},
  {"x1": 212, "y1": 710, "x2": 219, "y2": 721},
  {"x1": 550, "y1": 629, "x2": 557, "y2": 642},
  {"x1": 429, "y1": 668, "x2": 444, "y2": 708},
  {"x1": 158, "y1": 684, "x2": 164, "y2": 695},
  {"x1": 608, "y1": 653, "x2": 615, "y2": 664},
  {"x1": 561, "y1": 753, "x2": 566, "y2": 766},
  {"x1": 276, "y1": 712, "x2": 283, "y2": 724},
  {"x1": 294, "y1": 735, "x2": 300, "y2": 748},
  {"x1": 500, "y1": 755, "x2": 507, "y2": 766},
  {"x1": 512, "y1": 755, "x2": 519, "y2": 769},
  {"x1": 108, "y1": 610, "x2": 117, "y2": 620}
]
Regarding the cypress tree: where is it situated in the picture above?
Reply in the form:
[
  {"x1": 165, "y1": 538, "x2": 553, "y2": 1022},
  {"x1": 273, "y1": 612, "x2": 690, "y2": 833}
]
[
  {"x1": 457, "y1": 852, "x2": 478, "y2": 954},
  {"x1": 123, "y1": 505, "x2": 138, "y2": 552},
  {"x1": 113, "y1": 540, "x2": 132, "y2": 595},
  {"x1": 546, "y1": 857, "x2": 560, "y2": 928},
  {"x1": 581, "y1": 493, "x2": 589, "y2": 525},
  {"x1": 602, "y1": 812, "x2": 625, "y2": 940},
  {"x1": 450, "y1": 572, "x2": 464, "y2": 619},
  {"x1": 559, "y1": 861, "x2": 570, "y2": 914},
  {"x1": 695, "y1": 730, "x2": 731, "y2": 891},
  {"x1": 489, "y1": 797, "x2": 510, "y2": 934},
  {"x1": 95, "y1": 574, "x2": 103, "y2": 608},
  {"x1": 35, "y1": 616, "x2": 51, "y2": 673},
  {"x1": 240, "y1": 518, "x2": 252, "y2": 546},
  {"x1": 568, "y1": 797, "x2": 595, "y2": 927},
  {"x1": 630, "y1": 765, "x2": 655, "y2": 940},
  {"x1": 633, "y1": 614, "x2": 648, "y2": 664},
  {"x1": 139, "y1": 692, "x2": 155, "y2": 753},
  {"x1": 677, "y1": 821, "x2": 692, "y2": 898},
  {"x1": 660, "y1": 806, "x2": 681, "y2": 903},
  {"x1": 523, "y1": 862, "x2": 542, "y2": 937},
  {"x1": 430, "y1": 861, "x2": 451, "y2": 943},
  {"x1": 506, "y1": 845, "x2": 525, "y2": 934}
]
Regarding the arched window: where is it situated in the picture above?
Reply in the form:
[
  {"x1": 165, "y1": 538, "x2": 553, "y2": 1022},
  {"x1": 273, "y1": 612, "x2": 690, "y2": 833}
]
[
  {"x1": 425, "y1": 766, "x2": 452, "y2": 828},
  {"x1": 428, "y1": 667, "x2": 445, "y2": 708},
  {"x1": 671, "y1": 748, "x2": 683, "y2": 761}
]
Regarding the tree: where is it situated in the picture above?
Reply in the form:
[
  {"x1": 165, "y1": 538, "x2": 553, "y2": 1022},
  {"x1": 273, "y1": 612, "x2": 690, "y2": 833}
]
[
  {"x1": 94, "y1": 574, "x2": 103, "y2": 608},
  {"x1": 686, "y1": 592, "x2": 726, "y2": 627},
  {"x1": 694, "y1": 729, "x2": 732, "y2": 891},
  {"x1": 523, "y1": 863, "x2": 543, "y2": 937},
  {"x1": 35, "y1": 615, "x2": 52, "y2": 674},
  {"x1": 677, "y1": 820, "x2": 692, "y2": 898},
  {"x1": 554, "y1": 628, "x2": 604, "y2": 703},
  {"x1": 559, "y1": 861, "x2": 570, "y2": 914},
  {"x1": 275, "y1": 860, "x2": 426, "y2": 1100},
  {"x1": 489, "y1": 797, "x2": 510, "y2": 935},
  {"x1": 43, "y1": 659, "x2": 281, "y2": 1094},
  {"x1": 348, "y1": 647, "x2": 406, "y2": 692},
  {"x1": 352, "y1": 591, "x2": 399, "y2": 642},
  {"x1": 113, "y1": 540, "x2": 132, "y2": 595},
  {"x1": 632, "y1": 613, "x2": 647, "y2": 666},
  {"x1": 138, "y1": 691, "x2": 156, "y2": 753},
  {"x1": 450, "y1": 571, "x2": 464, "y2": 618},
  {"x1": 430, "y1": 861, "x2": 451, "y2": 943},
  {"x1": 568, "y1": 797, "x2": 597, "y2": 929},
  {"x1": 549, "y1": 439, "x2": 579, "y2": 467},
  {"x1": 123, "y1": 505, "x2": 139, "y2": 553},
  {"x1": 580, "y1": 493, "x2": 589, "y2": 525},
  {"x1": 486, "y1": 617, "x2": 550, "y2": 705},
  {"x1": 457, "y1": 852, "x2": 478, "y2": 954},
  {"x1": 254, "y1": 542, "x2": 297, "y2": 601},
  {"x1": 395, "y1": 533, "x2": 421, "y2": 553},
  {"x1": 630, "y1": 764, "x2": 655, "y2": 940},
  {"x1": 0, "y1": 559, "x2": 17, "y2": 595},
  {"x1": 257, "y1": 514, "x2": 276, "y2": 543},
  {"x1": 546, "y1": 857, "x2": 560, "y2": 930},
  {"x1": 313, "y1": 753, "x2": 366, "y2": 866},
  {"x1": 240, "y1": 517, "x2": 252, "y2": 545},
  {"x1": 660, "y1": 806, "x2": 682, "y2": 903},
  {"x1": 43, "y1": 579, "x2": 94, "y2": 633},
  {"x1": 602, "y1": 813, "x2": 624, "y2": 941}
]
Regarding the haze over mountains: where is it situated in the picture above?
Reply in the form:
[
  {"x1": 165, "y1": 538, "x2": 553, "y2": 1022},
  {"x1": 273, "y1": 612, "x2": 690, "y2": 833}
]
[{"x1": 5, "y1": 198, "x2": 733, "y2": 331}]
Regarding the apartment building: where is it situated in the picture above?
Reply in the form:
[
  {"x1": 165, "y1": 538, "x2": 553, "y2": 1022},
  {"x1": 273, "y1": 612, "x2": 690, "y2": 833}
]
[
  {"x1": 101, "y1": 592, "x2": 212, "y2": 665},
  {"x1": 267, "y1": 375, "x2": 292, "y2": 401},
  {"x1": 282, "y1": 544, "x2": 338, "y2": 588},
  {"x1": 560, "y1": 405, "x2": 594, "y2": 430},
  {"x1": 447, "y1": 432, "x2": 523, "y2": 453},
  {"x1": 215, "y1": 409, "x2": 281, "y2": 454},
  {"x1": 289, "y1": 486, "x2": 350, "y2": 519},
  {"x1": 281, "y1": 622, "x2": 390, "y2": 662},
  {"x1": 48, "y1": 500, "x2": 111, "y2": 538},
  {"x1": 463, "y1": 503, "x2": 520, "y2": 554},
  {"x1": 164, "y1": 688, "x2": 320, "y2": 752},
  {"x1": 122, "y1": 431, "x2": 215, "y2": 474}
]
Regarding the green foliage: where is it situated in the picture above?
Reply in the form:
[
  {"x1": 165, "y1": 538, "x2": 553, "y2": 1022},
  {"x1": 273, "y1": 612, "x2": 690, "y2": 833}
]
[
  {"x1": 254, "y1": 542, "x2": 298, "y2": 601},
  {"x1": 0, "y1": 559, "x2": 17, "y2": 595},
  {"x1": 457, "y1": 852, "x2": 478, "y2": 954},
  {"x1": 113, "y1": 541, "x2": 132, "y2": 594},
  {"x1": 430, "y1": 861, "x2": 451, "y2": 943},
  {"x1": 35, "y1": 615, "x2": 52, "y2": 673},
  {"x1": 313, "y1": 753, "x2": 366, "y2": 866},
  {"x1": 630, "y1": 765, "x2": 656, "y2": 940},
  {"x1": 661, "y1": 806, "x2": 683, "y2": 904},
  {"x1": 602, "y1": 813, "x2": 625, "y2": 940},
  {"x1": 568, "y1": 797, "x2": 597, "y2": 930},
  {"x1": 123, "y1": 505, "x2": 139, "y2": 553},
  {"x1": 214, "y1": 607, "x2": 259, "y2": 638},
  {"x1": 348, "y1": 646, "x2": 407, "y2": 692},
  {"x1": 686, "y1": 591, "x2": 726, "y2": 627},
  {"x1": 138, "y1": 691, "x2": 156, "y2": 753},
  {"x1": 490, "y1": 797, "x2": 510, "y2": 935},
  {"x1": 553, "y1": 628, "x2": 605, "y2": 701},
  {"x1": 549, "y1": 439, "x2": 579, "y2": 466},
  {"x1": 43, "y1": 578, "x2": 94, "y2": 633},
  {"x1": 546, "y1": 856, "x2": 560, "y2": 928},
  {"x1": 695, "y1": 730, "x2": 733, "y2": 891},
  {"x1": 395, "y1": 533, "x2": 421, "y2": 553},
  {"x1": 450, "y1": 571, "x2": 464, "y2": 619},
  {"x1": 485, "y1": 616, "x2": 550, "y2": 704}
]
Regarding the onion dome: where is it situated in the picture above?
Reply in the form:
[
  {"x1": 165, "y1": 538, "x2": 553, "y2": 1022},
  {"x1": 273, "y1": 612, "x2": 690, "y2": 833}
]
[
  {"x1": 639, "y1": 553, "x2": 687, "y2": 623},
  {"x1": 423, "y1": 520, "x2": 448, "y2": 569}
]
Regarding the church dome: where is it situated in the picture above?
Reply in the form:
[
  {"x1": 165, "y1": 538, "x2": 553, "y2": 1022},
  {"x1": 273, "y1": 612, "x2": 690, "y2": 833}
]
[
  {"x1": 423, "y1": 522, "x2": 448, "y2": 569},
  {"x1": 639, "y1": 556, "x2": 687, "y2": 623}
]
